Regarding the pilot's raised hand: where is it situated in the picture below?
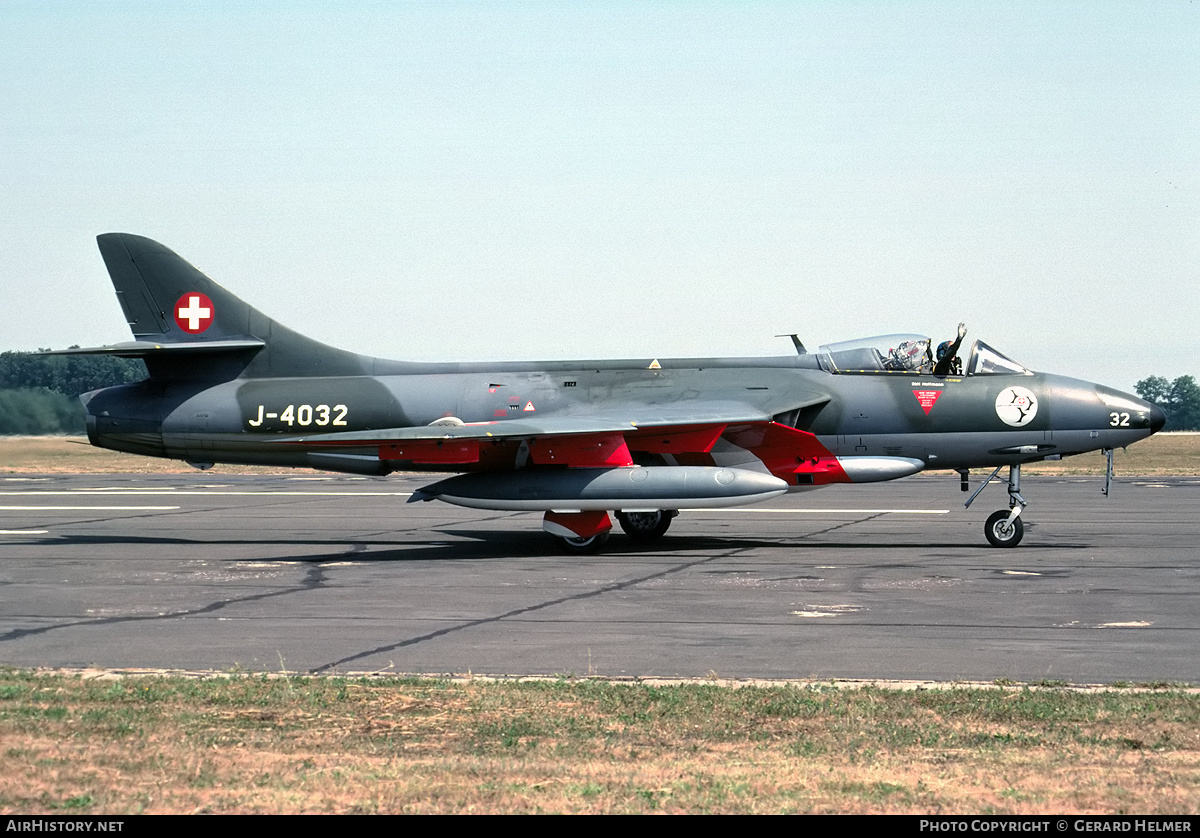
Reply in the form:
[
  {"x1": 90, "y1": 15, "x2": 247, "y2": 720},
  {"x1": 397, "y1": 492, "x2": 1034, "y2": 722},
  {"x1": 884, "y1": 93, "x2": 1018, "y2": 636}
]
[{"x1": 957, "y1": 322, "x2": 967, "y2": 340}]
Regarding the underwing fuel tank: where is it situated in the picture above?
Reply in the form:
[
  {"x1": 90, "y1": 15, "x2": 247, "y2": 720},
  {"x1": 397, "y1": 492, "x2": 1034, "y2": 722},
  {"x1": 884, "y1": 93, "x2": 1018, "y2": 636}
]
[
  {"x1": 408, "y1": 466, "x2": 788, "y2": 512},
  {"x1": 836, "y1": 456, "x2": 925, "y2": 482}
]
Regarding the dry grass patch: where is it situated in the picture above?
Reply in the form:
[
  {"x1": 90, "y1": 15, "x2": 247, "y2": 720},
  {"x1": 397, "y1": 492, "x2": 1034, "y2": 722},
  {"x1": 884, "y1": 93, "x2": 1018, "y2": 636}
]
[
  {"x1": 998, "y1": 433, "x2": 1200, "y2": 476},
  {"x1": 0, "y1": 436, "x2": 296, "y2": 474},
  {"x1": 1, "y1": 671, "x2": 1198, "y2": 814}
]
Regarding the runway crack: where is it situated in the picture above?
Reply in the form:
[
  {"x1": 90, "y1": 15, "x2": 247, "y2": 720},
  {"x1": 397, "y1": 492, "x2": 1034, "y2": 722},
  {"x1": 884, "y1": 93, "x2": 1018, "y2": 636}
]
[
  {"x1": 310, "y1": 547, "x2": 750, "y2": 674},
  {"x1": 799, "y1": 513, "x2": 886, "y2": 539},
  {"x1": 0, "y1": 563, "x2": 329, "y2": 644}
]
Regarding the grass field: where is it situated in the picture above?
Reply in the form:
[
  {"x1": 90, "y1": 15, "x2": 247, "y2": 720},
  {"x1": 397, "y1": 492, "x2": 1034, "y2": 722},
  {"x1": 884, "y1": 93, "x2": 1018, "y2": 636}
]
[
  {"x1": 2, "y1": 433, "x2": 1199, "y2": 475},
  {"x1": 0, "y1": 436, "x2": 289, "y2": 474},
  {"x1": 2, "y1": 671, "x2": 1198, "y2": 815}
]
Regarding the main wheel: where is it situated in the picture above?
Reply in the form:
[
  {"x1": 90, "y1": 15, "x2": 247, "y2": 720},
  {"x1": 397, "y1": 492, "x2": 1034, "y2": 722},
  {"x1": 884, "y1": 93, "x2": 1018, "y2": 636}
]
[
  {"x1": 985, "y1": 510, "x2": 1024, "y2": 548},
  {"x1": 616, "y1": 510, "x2": 676, "y2": 542},
  {"x1": 554, "y1": 532, "x2": 610, "y2": 555}
]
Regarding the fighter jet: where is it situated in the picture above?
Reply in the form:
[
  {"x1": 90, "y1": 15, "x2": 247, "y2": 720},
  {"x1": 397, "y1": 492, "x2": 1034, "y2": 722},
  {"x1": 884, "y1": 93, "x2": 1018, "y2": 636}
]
[{"x1": 53, "y1": 234, "x2": 1165, "y2": 552}]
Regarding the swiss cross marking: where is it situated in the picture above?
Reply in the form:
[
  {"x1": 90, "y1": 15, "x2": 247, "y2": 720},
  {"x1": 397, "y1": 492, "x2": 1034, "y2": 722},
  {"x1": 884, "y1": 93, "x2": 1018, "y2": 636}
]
[
  {"x1": 913, "y1": 389, "x2": 942, "y2": 415},
  {"x1": 175, "y1": 293, "x2": 214, "y2": 334}
]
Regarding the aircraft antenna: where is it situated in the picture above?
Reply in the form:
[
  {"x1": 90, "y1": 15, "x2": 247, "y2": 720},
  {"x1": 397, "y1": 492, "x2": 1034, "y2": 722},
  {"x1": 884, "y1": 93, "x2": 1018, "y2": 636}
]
[{"x1": 775, "y1": 334, "x2": 807, "y2": 355}]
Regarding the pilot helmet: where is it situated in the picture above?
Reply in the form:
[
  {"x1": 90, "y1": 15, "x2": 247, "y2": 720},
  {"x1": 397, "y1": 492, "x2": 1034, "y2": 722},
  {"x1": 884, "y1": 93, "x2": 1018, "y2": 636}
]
[{"x1": 936, "y1": 340, "x2": 952, "y2": 361}]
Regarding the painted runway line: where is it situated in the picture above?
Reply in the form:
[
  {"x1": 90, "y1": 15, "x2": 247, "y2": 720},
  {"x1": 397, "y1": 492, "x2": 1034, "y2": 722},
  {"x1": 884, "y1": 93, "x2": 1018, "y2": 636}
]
[{"x1": 0, "y1": 505, "x2": 180, "y2": 511}]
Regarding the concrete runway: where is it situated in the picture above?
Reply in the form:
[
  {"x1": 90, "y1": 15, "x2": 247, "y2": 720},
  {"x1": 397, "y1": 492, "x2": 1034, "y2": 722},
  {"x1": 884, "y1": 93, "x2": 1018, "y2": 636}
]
[{"x1": 1, "y1": 472, "x2": 1197, "y2": 684}]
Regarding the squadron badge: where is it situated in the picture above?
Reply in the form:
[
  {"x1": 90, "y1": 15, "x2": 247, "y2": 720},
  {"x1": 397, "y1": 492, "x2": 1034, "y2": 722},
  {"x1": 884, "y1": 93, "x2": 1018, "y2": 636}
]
[{"x1": 995, "y1": 386, "x2": 1038, "y2": 427}]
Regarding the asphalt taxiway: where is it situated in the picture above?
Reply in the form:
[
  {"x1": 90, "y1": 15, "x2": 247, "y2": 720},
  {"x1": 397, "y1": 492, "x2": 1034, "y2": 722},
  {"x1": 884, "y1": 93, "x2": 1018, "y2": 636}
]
[{"x1": 1, "y1": 472, "x2": 1197, "y2": 684}]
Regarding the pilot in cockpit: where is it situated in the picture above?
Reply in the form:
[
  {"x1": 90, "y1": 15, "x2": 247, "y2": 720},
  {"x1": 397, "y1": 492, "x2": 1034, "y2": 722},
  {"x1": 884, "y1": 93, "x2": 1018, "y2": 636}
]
[{"x1": 934, "y1": 323, "x2": 967, "y2": 376}]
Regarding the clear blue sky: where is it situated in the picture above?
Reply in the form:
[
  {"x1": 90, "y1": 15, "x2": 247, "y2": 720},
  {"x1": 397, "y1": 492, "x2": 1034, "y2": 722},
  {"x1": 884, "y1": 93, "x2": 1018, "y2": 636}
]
[{"x1": 3, "y1": 1, "x2": 1196, "y2": 390}]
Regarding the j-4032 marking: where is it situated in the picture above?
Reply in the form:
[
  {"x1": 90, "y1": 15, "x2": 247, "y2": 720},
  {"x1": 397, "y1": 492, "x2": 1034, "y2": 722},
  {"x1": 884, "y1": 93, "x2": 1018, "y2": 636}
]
[{"x1": 247, "y1": 404, "x2": 348, "y2": 429}]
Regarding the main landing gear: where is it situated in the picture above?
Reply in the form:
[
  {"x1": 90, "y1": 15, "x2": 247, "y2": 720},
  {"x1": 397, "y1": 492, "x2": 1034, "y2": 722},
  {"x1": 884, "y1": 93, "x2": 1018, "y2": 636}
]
[
  {"x1": 557, "y1": 531, "x2": 610, "y2": 555},
  {"x1": 615, "y1": 510, "x2": 677, "y2": 542},
  {"x1": 543, "y1": 509, "x2": 677, "y2": 553},
  {"x1": 964, "y1": 463, "x2": 1028, "y2": 548}
]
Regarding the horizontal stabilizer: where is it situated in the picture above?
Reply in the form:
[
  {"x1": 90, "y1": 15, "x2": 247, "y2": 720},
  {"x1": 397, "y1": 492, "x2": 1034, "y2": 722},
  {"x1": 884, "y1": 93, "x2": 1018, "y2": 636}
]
[{"x1": 42, "y1": 339, "x2": 265, "y2": 358}]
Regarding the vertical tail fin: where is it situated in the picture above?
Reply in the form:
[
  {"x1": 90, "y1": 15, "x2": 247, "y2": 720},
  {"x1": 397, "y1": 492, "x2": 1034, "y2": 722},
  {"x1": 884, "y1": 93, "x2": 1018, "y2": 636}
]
[
  {"x1": 94, "y1": 233, "x2": 370, "y2": 379},
  {"x1": 98, "y1": 233, "x2": 252, "y2": 342}
]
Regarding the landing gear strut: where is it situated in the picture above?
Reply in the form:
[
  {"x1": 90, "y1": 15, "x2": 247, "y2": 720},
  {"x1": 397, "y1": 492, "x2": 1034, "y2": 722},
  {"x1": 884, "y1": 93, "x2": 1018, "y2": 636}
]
[{"x1": 965, "y1": 463, "x2": 1027, "y2": 548}]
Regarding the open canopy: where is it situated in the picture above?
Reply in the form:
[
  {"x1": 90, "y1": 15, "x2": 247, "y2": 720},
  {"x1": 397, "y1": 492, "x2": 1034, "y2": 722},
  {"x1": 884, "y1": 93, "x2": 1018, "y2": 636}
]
[{"x1": 817, "y1": 335, "x2": 1030, "y2": 376}]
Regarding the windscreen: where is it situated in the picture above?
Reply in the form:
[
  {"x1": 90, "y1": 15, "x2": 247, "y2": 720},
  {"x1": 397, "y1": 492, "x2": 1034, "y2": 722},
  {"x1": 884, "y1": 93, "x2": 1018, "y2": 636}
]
[{"x1": 966, "y1": 341, "x2": 1030, "y2": 375}]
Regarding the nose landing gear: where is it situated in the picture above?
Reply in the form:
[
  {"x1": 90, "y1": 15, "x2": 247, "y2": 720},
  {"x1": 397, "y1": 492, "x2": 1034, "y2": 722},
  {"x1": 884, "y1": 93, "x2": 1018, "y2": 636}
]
[
  {"x1": 965, "y1": 463, "x2": 1027, "y2": 547},
  {"x1": 984, "y1": 508, "x2": 1024, "y2": 547}
]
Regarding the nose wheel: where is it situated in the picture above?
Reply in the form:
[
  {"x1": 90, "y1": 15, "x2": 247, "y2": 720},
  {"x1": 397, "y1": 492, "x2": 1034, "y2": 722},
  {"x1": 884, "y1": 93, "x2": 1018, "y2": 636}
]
[
  {"x1": 984, "y1": 509, "x2": 1024, "y2": 547},
  {"x1": 965, "y1": 463, "x2": 1028, "y2": 548}
]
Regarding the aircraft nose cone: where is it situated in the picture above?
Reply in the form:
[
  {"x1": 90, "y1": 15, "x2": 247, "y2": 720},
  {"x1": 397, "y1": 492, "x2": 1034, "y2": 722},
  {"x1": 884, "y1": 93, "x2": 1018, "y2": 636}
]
[{"x1": 1150, "y1": 403, "x2": 1167, "y2": 434}]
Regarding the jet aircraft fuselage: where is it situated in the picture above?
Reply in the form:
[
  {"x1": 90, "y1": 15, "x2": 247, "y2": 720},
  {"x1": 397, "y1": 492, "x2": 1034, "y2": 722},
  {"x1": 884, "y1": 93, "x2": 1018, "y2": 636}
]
[
  {"x1": 60, "y1": 234, "x2": 1165, "y2": 551},
  {"x1": 85, "y1": 351, "x2": 1155, "y2": 474}
]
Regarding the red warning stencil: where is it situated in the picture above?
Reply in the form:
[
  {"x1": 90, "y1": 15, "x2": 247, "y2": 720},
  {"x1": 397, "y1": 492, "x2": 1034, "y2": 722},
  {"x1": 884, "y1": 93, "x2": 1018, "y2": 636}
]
[{"x1": 913, "y1": 389, "x2": 942, "y2": 415}]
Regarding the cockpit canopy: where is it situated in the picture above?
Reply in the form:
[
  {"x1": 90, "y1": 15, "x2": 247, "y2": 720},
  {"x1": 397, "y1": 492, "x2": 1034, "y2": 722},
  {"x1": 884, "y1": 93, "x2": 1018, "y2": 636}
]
[{"x1": 817, "y1": 334, "x2": 1030, "y2": 376}]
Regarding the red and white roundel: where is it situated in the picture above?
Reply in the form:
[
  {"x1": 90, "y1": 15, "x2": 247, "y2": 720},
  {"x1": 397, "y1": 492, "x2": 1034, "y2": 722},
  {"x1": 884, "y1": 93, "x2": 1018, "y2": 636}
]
[{"x1": 174, "y1": 293, "x2": 214, "y2": 334}]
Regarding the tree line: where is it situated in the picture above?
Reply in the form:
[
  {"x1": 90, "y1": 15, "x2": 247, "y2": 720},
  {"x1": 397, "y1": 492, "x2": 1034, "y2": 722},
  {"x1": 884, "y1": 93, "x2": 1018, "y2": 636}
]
[
  {"x1": 1135, "y1": 375, "x2": 1200, "y2": 432},
  {"x1": 0, "y1": 351, "x2": 145, "y2": 434}
]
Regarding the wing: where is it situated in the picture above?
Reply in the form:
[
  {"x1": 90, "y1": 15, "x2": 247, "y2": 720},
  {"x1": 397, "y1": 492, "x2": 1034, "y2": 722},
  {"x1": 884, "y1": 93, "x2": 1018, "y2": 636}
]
[{"x1": 270, "y1": 393, "x2": 872, "y2": 484}]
